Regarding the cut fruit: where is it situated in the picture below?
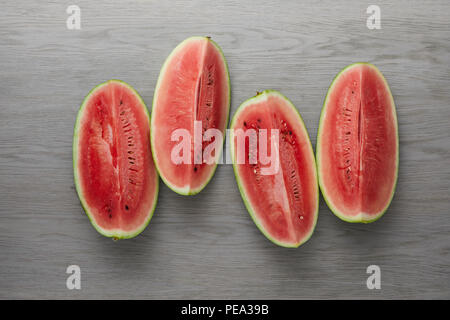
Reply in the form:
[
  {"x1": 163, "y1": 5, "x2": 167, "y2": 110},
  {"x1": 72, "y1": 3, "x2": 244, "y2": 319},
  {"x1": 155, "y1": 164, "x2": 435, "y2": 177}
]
[
  {"x1": 230, "y1": 90, "x2": 319, "y2": 248},
  {"x1": 151, "y1": 36, "x2": 230, "y2": 195},
  {"x1": 73, "y1": 80, "x2": 159, "y2": 239},
  {"x1": 316, "y1": 63, "x2": 398, "y2": 223}
]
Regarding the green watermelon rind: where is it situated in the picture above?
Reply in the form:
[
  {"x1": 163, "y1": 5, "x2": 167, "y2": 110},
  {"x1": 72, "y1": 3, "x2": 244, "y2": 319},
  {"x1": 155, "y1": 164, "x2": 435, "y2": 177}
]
[
  {"x1": 316, "y1": 62, "x2": 399, "y2": 223},
  {"x1": 151, "y1": 36, "x2": 231, "y2": 196},
  {"x1": 230, "y1": 90, "x2": 319, "y2": 248},
  {"x1": 73, "y1": 79, "x2": 159, "y2": 239}
]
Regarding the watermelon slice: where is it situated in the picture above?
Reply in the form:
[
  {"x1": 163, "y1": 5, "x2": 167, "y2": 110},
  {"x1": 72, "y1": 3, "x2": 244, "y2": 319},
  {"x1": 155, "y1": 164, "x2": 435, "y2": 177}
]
[
  {"x1": 230, "y1": 90, "x2": 319, "y2": 248},
  {"x1": 316, "y1": 63, "x2": 398, "y2": 223},
  {"x1": 73, "y1": 80, "x2": 159, "y2": 239},
  {"x1": 151, "y1": 37, "x2": 230, "y2": 195}
]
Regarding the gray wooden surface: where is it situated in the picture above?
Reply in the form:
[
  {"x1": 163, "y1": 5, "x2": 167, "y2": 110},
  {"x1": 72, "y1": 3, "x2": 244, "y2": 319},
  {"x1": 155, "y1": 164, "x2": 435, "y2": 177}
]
[{"x1": 0, "y1": 0, "x2": 449, "y2": 299}]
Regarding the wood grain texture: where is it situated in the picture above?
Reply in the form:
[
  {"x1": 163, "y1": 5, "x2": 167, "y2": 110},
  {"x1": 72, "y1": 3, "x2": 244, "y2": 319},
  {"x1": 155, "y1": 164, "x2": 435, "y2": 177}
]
[{"x1": 0, "y1": 0, "x2": 449, "y2": 299}]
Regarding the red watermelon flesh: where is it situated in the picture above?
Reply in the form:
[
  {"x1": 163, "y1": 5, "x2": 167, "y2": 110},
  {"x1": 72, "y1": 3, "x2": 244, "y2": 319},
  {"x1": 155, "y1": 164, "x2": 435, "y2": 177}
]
[
  {"x1": 73, "y1": 80, "x2": 158, "y2": 238},
  {"x1": 231, "y1": 91, "x2": 318, "y2": 247},
  {"x1": 151, "y1": 37, "x2": 230, "y2": 195},
  {"x1": 317, "y1": 63, "x2": 398, "y2": 222}
]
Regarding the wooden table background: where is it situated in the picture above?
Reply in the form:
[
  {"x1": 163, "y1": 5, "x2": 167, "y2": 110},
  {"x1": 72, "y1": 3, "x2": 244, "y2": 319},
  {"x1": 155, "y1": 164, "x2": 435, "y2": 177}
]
[{"x1": 1, "y1": 0, "x2": 449, "y2": 299}]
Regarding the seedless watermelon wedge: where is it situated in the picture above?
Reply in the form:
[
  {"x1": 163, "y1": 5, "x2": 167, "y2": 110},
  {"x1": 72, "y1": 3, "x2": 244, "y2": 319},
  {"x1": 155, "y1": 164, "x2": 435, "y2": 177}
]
[
  {"x1": 230, "y1": 91, "x2": 319, "y2": 248},
  {"x1": 317, "y1": 63, "x2": 399, "y2": 223},
  {"x1": 73, "y1": 80, "x2": 159, "y2": 239},
  {"x1": 151, "y1": 37, "x2": 230, "y2": 195}
]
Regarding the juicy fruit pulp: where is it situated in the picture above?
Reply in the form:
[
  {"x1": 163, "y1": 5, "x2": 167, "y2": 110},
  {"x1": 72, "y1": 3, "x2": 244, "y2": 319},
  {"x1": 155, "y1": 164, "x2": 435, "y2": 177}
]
[
  {"x1": 317, "y1": 63, "x2": 398, "y2": 223},
  {"x1": 231, "y1": 91, "x2": 318, "y2": 247},
  {"x1": 73, "y1": 80, "x2": 159, "y2": 238},
  {"x1": 151, "y1": 37, "x2": 230, "y2": 195}
]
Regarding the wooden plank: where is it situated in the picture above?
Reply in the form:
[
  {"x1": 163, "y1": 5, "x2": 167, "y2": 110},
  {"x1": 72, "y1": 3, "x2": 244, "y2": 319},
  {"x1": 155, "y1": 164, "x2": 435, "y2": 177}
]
[{"x1": 0, "y1": 0, "x2": 449, "y2": 299}]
